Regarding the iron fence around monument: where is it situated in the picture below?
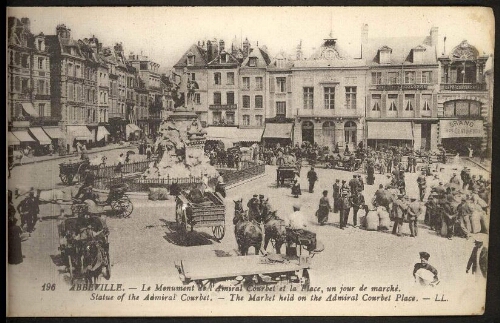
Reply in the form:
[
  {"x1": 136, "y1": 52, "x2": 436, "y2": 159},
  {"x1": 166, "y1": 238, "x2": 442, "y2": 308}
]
[{"x1": 92, "y1": 159, "x2": 265, "y2": 192}]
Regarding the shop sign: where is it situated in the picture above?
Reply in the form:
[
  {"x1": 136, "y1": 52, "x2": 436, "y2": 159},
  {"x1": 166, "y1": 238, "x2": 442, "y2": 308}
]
[
  {"x1": 439, "y1": 119, "x2": 483, "y2": 138},
  {"x1": 375, "y1": 84, "x2": 428, "y2": 91}
]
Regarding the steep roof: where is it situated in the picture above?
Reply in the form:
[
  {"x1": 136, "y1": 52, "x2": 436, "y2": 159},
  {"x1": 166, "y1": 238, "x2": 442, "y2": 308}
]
[
  {"x1": 173, "y1": 44, "x2": 208, "y2": 68},
  {"x1": 363, "y1": 36, "x2": 438, "y2": 66},
  {"x1": 241, "y1": 47, "x2": 271, "y2": 68},
  {"x1": 268, "y1": 52, "x2": 295, "y2": 71},
  {"x1": 207, "y1": 50, "x2": 240, "y2": 67}
]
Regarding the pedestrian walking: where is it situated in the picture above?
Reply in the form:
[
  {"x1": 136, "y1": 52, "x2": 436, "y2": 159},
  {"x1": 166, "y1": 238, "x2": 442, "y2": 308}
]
[
  {"x1": 16, "y1": 191, "x2": 40, "y2": 233},
  {"x1": 417, "y1": 171, "x2": 427, "y2": 202},
  {"x1": 351, "y1": 190, "x2": 365, "y2": 227},
  {"x1": 357, "y1": 175, "x2": 365, "y2": 192},
  {"x1": 391, "y1": 193, "x2": 407, "y2": 236},
  {"x1": 317, "y1": 190, "x2": 332, "y2": 225},
  {"x1": 307, "y1": 167, "x2": 318, "y2": 193},
  {"x1": 8, "y1": 218, "x2": 23, "y2": 265},
  {"x1": 349, "y1": 175, "x2": 359, "y2": 194},
  {"x1": 339, "y1": 187, "x2": 352, "y2": 229},
  {"x1": 407, "y1": 197, "x2": 422, "y2": 237},
  {"x1": 332, "y1": 179, "x2": 341, "y2": 213}
]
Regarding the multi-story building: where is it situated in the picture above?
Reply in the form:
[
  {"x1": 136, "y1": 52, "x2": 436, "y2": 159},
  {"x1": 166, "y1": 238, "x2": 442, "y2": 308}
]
[
  {"x1": 46, "y1": 24, "x2": 94, "y2": 153},
  {"x1": 125, "y1": 65, "x2": 138, "y2": 125},
  {"x1": 239, "y1": 44, "x2": 270, "y2": 129},
  {"x1": 363, "y1": 25, "x2": 440, "y2": 151},
  {"x1": 291, "y1": 35, "x2": 368, "y2": 150},
  {"x1": 31, "y1": 32, "x2": 53, "y2": 127}
]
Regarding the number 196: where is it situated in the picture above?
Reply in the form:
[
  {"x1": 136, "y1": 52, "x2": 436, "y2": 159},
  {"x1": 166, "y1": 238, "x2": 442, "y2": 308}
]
[{"x1": 42, "y1": 283, "x2": 56, "y2": 291}]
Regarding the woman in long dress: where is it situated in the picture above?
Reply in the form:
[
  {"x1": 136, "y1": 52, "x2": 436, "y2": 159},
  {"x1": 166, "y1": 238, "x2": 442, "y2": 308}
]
[
  {"x1": 8, "y1": 218, "x2": 23, "y2": 265},
  {"x1": 291, "y1": 171, "x2": 301, "y2": 198},
  {"x1": 317, "y1": 190, "x2": 332, "y2": 225}
]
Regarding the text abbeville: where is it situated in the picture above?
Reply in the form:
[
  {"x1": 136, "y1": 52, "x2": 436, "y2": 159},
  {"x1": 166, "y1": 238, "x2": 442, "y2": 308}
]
[{"x1": 70, "y1": 284, "x2": 124, "y2": 291}]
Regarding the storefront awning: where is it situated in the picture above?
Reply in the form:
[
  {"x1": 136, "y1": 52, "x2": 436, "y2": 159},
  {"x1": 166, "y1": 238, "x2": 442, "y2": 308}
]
[
  {"x1": 19, "y1": 103, "x2": 39, "y2": 117},
  {"x1": 8, "y1": 132, "x2": 21, "y2": 146},
  {"x1": 42, "y1": 127, "x2": 65, "y2": 139},
  {"x1": 439, "y1": 120, "x2": 484, "y2": 139},
  {"x1": 67, "y1": 125, "x2": 93, "y2": 141},
  {"x1": 206, "y1": 127, "x2": 241, "y2": 148},
  {"x1": 367, "y1": 122, "x2": 413, "y2": 140},
  {"x1": 126, "y1": 124, "x2": 141, "y2": 137},
  {"x1": 29, "y1": 127, "x2": 52, "y2": 145},
  {"x1": 97, "y1": 126, "x2": 111, "y2": 141},
  {"x1": 262, "y1": 123, "x2": 293, "y2": 139},
  {"x1": 12, "y1": 130, "x2": 35, "y2": 142},
  {"x1": 236, "y1": 128, "x2": 264, "y2": 142}
]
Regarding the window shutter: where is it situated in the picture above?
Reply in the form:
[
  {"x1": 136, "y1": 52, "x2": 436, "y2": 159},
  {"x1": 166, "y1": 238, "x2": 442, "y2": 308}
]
[
  {"x1": 269, "y1": 76, "x2": 275, "y2": 92},
  {"x1": 287, "y1": 75, "x2": 292, "y2": 92}
]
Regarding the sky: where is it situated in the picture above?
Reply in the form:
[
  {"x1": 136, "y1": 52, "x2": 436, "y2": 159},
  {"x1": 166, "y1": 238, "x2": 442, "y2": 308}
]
[{"x1": 8, "y1": 7, "x2": 495, "y2": 74}]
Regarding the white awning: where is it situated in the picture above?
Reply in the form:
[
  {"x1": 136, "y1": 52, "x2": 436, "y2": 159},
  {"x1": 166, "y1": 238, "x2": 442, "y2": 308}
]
[
  {"x1": 97, "y1": 126, "x2": 111, "y2": 141},
  {"x1": 236, "y1": 128, "x2": 264, "y2": 142},
  {"x1": 42, "y1": 127, "x2": 65, "y2": 139},
  {"x1": 29, "y1": 127, "x2": 52, "y2": 145},
  {"x1": 126, "y1": 124, "x2": 141, "y2": 137},
  {"x1": 12, "y1": 130, "x2": 35, "y2": 142},
  {"x1": 19, "y1": 103, "x2": 39, "y2": 117},
  {"x1": 67, "y1": 125, "x2": 93, "y2": 141},
  {"x1": 206, "y1": 127, "x2": 241, "y2": 148},
  {"x1": 8, "y1": 132, "x2": 20, "y2": 145},
  {"x1": 367, "y1": 122, "x2": 413, "y2": 140},
  {"x1": 262, "y1": 123, "x2": 293, "y2": 139}
]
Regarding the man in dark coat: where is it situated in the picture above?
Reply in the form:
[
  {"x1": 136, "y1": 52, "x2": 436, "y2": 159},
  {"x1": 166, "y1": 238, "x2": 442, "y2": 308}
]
[
  {"x1": 461, "y1": 167, "x2": 471, "y2": 190},
  {"x1": 332, "y1": 179, "x2": 341, "y2": 213},
  {"x1": 466, "y1": 239, "x2": 488, "y2": 279},
  {"x1": 339, "y1": 187, "x2": 352, "y2": 229},
  {"x1": 425, "y1": 194, "x2": 438, "y2": 230},
  {"x1": 351, "y1": 190, "x2": 365, "y2": 227},
  {"x1": 441, "y1": 195, "x2": 457, "y2": 240},
  {"x1": 349, "y1": 175, "x2": 359, "y2": 195},
  {"x1": 417, "y1": 170, "x2": 427, "y2": 202},
  {"x1": 307, "y1": 167, "x2": 318, "y2": 193},
  {"x1": 357, "y1": 175, "x2": 365, "y2": 192},
  {"x1": 17, "y1": 191, "x2": 40, "y2": 233},
  {"x1": 247, "y1": 194, "x2": 260, "y2": 222},
  {"x1": 8, "y1": 218, "x2": 23, "y2": 265},
  {"x1": 407, "y1": 197, "x2": 422, "y2": 237},
  {"x1": 391, "y1": 194, "x2": 407, "y2": 236}
]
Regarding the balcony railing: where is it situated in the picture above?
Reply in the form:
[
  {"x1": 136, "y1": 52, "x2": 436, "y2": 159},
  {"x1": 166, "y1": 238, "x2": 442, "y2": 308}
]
[
  {"x1": 440, "y1": 83, "x2": 487, "y2": 91},
  {"x1": 35, "y1": 94, "x2": 51, "y2": 100},
  {"x1": 209, "y1": 104, "x2": 237, "y2": 110}
]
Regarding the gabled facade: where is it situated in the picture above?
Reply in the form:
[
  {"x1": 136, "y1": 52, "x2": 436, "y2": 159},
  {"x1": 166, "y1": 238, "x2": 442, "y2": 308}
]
[{"x1": 239, "y1": 45, "x2": 270, "y2": 129}]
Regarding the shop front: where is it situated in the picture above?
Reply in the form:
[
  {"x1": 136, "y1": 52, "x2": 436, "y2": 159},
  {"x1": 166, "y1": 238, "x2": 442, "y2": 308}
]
[
  {"x1": 66, "y1": 125, "x2": 93, "y2": 154},
  {"x1": 42, "y1": 126, "x2": 66, "y2": 154},
  {"x1": 439, "y1": 119, "x2": 484, "y2": 156},
  {"x1": 28, "y1": 127, "x2": 52, "y2": 155},
  {"x1": 367, "y1": 121, "x2": 414, "y2": 150},
  {"x1": 262, "y1": 123, "x2": 294, "y2": 148}
]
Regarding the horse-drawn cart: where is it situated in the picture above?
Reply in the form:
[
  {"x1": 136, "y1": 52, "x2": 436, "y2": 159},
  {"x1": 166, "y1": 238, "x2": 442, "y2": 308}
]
[
  {"x1": 276, "y1": 163, "x2": 302, "y2": 187},
  {"x1": 175, "y1": 253, "x2": 312, "y2": 291},
  {"x1": 59, "y1": 160, "x2": 94, "y2": 185},
  {"x1": 58, "y1": 214, "x2": 110, "y2": 283},
  {"x1": 326, "y1": 154, "x2": 362, "y2": 171},
  {"x1": 175, "y1": 191, "x2": 226, "y2": 243}
]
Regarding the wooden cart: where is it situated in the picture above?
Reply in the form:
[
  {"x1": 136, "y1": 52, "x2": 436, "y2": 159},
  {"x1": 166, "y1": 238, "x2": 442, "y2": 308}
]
[
  {"x1": 175, "y1": 191, "x2": 226, "y2": 244},
  {"x1": 59, "y1": 160, "x2": 93, "y2": 185},
  {"x1": 175, "y1": 254, "x2": 312, "y2": 291},
  {"x1": 276, "y1": 163, "x2": 301, "y2": 187}
]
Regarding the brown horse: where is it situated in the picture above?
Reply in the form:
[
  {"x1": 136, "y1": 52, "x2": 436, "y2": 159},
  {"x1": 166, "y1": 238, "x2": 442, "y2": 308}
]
[
  {"x1": 233, "y1": 199, "x2": 262, "y2": 256},
  {"x1": 262, "y1": 211, "x2": 287, "y2": 254}
]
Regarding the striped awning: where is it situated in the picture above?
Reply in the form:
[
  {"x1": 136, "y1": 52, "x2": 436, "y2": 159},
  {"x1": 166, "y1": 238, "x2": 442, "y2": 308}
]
[
  {"x1": 12, "y1": 131, "x2": 35, "y2": 142},
  {"x1": 29, "y1": 127, "x2": 52, "y2": 145},
  {"x1": 8, "y1": 132, "x2": 20, "y2": 145}
]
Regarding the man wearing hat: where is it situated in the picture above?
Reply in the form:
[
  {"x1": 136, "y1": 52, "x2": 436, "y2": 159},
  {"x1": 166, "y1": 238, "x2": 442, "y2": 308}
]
[
  {"x1": 332, "y1": 179, "x2": 341, "y2": 214},
  {"x1": 16, "y1": 190, "x2": 40, "y2": 233},
  {"x1": 247, "y1": 195, "x2": 260, "y2": 222},
  {"x1": 307, "y1": 166, "x2": 318, "y2": 193},
  {"x1": 456, "y1": 196, "x2": 473, "y2": 238},
  {"x1": 461, "y1": 167, "x2": 471, "y2": 190},
  {"x1": 357, "y1": 175, "x2": 365, "y2": 192},
  {"x1": 349, "y1": 175, "x2": 359, "y2": 195},
  {"x1": 257, "y1": 194, "x2": 266, "y2": 221},
  {"x1": 417, "y1": 170, "x2": 427, "y2": 202},
  {"x1": 391, "y1": 193, "x2": 407, "y2": 236},
  {"x1": 414, "y1": 252, "x2": 439, "y2": 286},
  {"x1": 339, "y1": 186, "x2": 352, "y2": 229},
  {"x1": 449, "y1": 173, "x2": 461, "y2": 186},
  {"x1": 466, "y1": 238, "x2": 488, "y2": 279},
  {"x1": 407, "y1": 197, "x2": 422, "y2": 237}
]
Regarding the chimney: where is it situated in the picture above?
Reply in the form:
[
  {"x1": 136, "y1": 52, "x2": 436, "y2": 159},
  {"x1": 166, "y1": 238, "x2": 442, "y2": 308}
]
[
  {"x1": 20, "y1": 18, "x2": 30, "y2": 33},
  {"x1": 430, "y1": 27, "x2": 438, "y2": 47},
  {"x1": 56, "y1": 24, "x2": 71, "y2": 39},
  {"x1": 361, "y1": 24, "x2": 369, "y2": 58},
  {"x1": 296, "y1": 40, "x2": 303, "y2": 60},
  {"x1": 219, "y1": 39, "x2": 225, "y2": 52},
  {"x1": 206, "y1": 40, "x2": 213, "y2": 61},
  {"x1": 243, "y1": 38, "x2": 250, "y2": 57}
]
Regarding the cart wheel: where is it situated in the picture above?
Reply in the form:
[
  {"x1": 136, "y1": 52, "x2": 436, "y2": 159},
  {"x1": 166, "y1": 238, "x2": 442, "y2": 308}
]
[
  {"x1": 103, "y1": 253, "x2": 111, "y2": 280},
  {"x1": 212, "y1": 226, "x2": 225, "y2": 241},
  {"x1": 301, "y1": 269, "x2": 310, "y2": 290},
  {"x1": 119, "y1": 197, "x2": 133, "y2": 218},
  {"x1": 68, "y1": 255, "x2": 74, "y2": 283},
  {"x1": 60, "y1": 173, "x2": 69, "y2": 185}
]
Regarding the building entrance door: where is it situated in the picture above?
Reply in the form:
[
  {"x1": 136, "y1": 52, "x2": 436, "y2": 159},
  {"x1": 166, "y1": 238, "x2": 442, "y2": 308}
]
[
  {"x1": 301, "y1": 121, "x2": 314, "y2": 145},
  {"x1": 421, "y1": 123, "x2": 431, "y2": 151}
]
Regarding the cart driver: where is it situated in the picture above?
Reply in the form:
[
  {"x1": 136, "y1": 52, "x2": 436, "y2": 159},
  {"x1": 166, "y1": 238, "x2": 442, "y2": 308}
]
[{"x1": 74, "y1": 169, "x2": 95, "y2": 202}]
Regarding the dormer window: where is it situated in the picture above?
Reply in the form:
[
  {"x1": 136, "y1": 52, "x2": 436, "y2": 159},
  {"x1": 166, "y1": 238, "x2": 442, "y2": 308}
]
[
  {"x1": 37, "y1": 39, "x2": 44, "y2": 51},
  {"x1": 220, "y1": 53, "x2": 227, "y2": 63},
  {"x1": 412, "y1": 45, "x2": 426, "y2": 64},
  {"x1": 187, "y1": 52, "x2": 195, "y2": 66},
  {"x1": 249, "y1": 57, "x2": 257, "y2": 67},
  {"x1": 379, "y1": 46, "x2": 392, "y2": 64},
  {"x1": 277, "y1": 58, "x2": 285, "y2": 68}
]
